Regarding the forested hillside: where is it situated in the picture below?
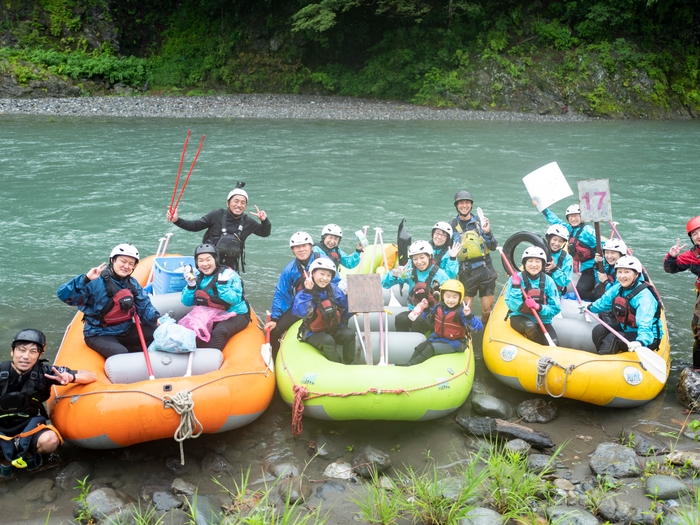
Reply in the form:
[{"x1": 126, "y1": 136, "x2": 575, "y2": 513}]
[{"x1": 1, "y1": 0, "x2": 698, "y2": 117}]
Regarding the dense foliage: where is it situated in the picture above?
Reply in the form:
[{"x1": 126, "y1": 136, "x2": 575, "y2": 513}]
[{"x1": 0, "y1": 0, "x2": 698, "y2": 115}]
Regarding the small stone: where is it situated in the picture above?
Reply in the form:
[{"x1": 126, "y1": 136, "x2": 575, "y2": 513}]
[
  {"x1": 278, "y1": 476, "x2": 311, "y2": 503},
  {"x1": 172, "y1": 478, "x2": 196, "y2": 496},
  {"x1": 516, "y1": 399, "x2": 557, "y2": 423},
  {"x1": 504, "y1": 438, "x2": 531, "y2": 455},
  {"x1": 152, "y1": 490, "x2": 183, "y2": 511},
  {"x1": 645, "y1": 475, "x2": 692, "y2": 500},
  {"x1": 42, "y1": 488, "x2": 60, "y2": 503},
  {"x1": 55, "y1": 460, "x2": 93, "y2": 491},
  {"x1": 323, "y1": 461, "x2": 355, "y2": 480},
  {"x1": 552, "y1": 478, "x2": 575, "y2": 491},
  {"x1": 352, "y1": 445, "x2": 391, "y2": 478},
  {"x1": 470, "y1": 394, "x2": 513, "y2": 419},
  {"x1": 201, "y1": 453, "x2": 231, "y2": 475}
]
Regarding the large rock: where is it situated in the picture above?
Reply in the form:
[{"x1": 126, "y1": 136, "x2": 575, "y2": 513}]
[
  {"x1": 546, "y1": 505, "x2": 599, "y2": 525},
  {"x1": 516, "y1": 398, "x2": 557, "y2": 423},
  {"x1": 80, "y1": 487, "x2": 131, "y2": 521},
  {"x1": 644, "y1": 475, "x2": 691, "y2": 500},
  {"x1": 470, "y1": 394, "x2": 513, "y2": 419},
  {"x1": 459, "y1": 506, "x2": 505, "y2": 524},
  {"x1": 20, "y1": 478, "x2": 54, "y2": 501},
  {"x1": 278, "y1": 476, "x2": 311, "y2": 503},
  {"x1": 455, "y1": 416, "x2": 555, "y2": 449},
  {"x1": 620, "y1": 428, "x2": 670, "y2": 456},
  {"x1": 352, "y1": 445, "x2": 392, "y2": 478},
  {"x1": 677, "y1": 367, "x2": 700, "y2": 411},
  {"x1": 589, "y1": 443, "x2": 641, "y2": 478},
  {"x1": 55, "y1": 460, "x2": 93, "y2": 491}
]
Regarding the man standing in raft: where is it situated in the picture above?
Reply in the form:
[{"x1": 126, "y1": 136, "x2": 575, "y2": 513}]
[
  {"x1": 57, "y1": 243, "x2": 161, "y2": 358},
  {"x1": 166, "y1": 182, "x2": 271, "y2": 273},
  {"x1": 664, "y1": 216, "x2": 700, "y2": 370},
  {"x1": 450, "y1": 190, "x2": 499, "y2": 324},
  {"x1": 0, "y1": 329, "x2": 96, "y2": 478}
]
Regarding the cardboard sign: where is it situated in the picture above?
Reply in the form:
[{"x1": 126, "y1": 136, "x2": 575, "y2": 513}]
[
  {"x1": 523, "y1": 162, "x2": 573, "y2": 212},
  {"x1": 577, "y1": 179, "x2": 612, "y2": 222},
  {"x1": 346, "y1": 274, "x2": 384, "y2": 313}
]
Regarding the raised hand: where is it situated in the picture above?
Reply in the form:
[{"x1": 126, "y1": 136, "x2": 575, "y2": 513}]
[
  {"x1": 463, "y1": 299, "x2": 472, "y2": 317},
  {"x1": 481, "y1": 217, "x2": 490, "y2": 233},
  {"x1": 668, "y1": 238, "x2": 687, "y2": 257},
  {"x1": 303, "y1": 270, "x2": 314, "y2": 290},
  {"x1": 86, "y1": 262, "x2": 107, "y2": 281},
  {"x1": 448, "y1": 241, "x2": 460, "y2": 258},
  {"x1": 45, "y1": 366, "x2": 73, "y2": 386},
  {"x1": 249, "y1": 205, "x2": 267, "y2": 221},
  {"x1": 166, "y1": 208, "x2": 178, "y2": 222}
]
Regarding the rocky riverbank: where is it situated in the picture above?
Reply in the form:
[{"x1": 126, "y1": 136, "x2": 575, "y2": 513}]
[{"x1": 0, "y1": 94, "x2": 592, "y2": 122}]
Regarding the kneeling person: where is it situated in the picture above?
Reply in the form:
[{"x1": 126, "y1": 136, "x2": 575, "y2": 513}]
[
  {"x1": 1, "y1": 330, "x2": 96, "y2": 478},
  {"x1": 182, "y1": 244, "x2": 251, "y2": 351},
  {"x1": 407, "y1": 280, "x2": 483, "y2": 366},
  {"x1": 293, "y1": 258, "x2": 355, "y2": 364},
  {"x1": 588, "y1": 256, "x2": 663, "y2": 355},
  {"x1": 505, "y1": 247, "x2": 561, "y2": 346}
]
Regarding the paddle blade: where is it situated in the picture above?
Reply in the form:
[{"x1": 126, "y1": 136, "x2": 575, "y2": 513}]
[
  {"x1": 261, "y1": 343, "x2": 274, "y2": 371},
  {"x1": 634, "y1": 346, "x2": 667, "y2": 383}
]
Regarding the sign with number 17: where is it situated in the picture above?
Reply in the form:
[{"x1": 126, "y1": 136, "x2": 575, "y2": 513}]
[{"x1": 577, "y1": 179, "x2": 612, "y2": 223}]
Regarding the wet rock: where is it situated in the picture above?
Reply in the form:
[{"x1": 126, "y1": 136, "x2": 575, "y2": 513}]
[
  {"x1": 589, "y1": 443, "x2": 642, "y2": 478},
  {"x1": 166, "y1": 456, "x2": 199, "y2": 476},
  {"x1": 55, "y1": 460, "x2": 93, "y2": 490},
  {"x1": 139, "y1": 478, "x2": 173, "y2": 502},
  {"x1": 455, "y1": 415, "x2": 555, "y2": 449},
  {"x1": 315, "y1": 480, "x2": 346, "y2": 500},
  {"x1": 552, "y1": 478, "x2": 575, "y2": 491},
  {"x1": 201, "y1": 452, "x2": 231, "y2": 475},
  {"x1": 516, "y1": 399, "x2": 557, "y2": 423},
  {"x1": 153, "y1": 490, "x2": 184, "y2": 512},
  {"x1": 546, "y1": 505, "x2": 599, "y2": 525},
  {"x1": 677, "y1": 367, "x2": 700, "y2": 411},
  {"x1": 458, "y1": 506, "x2": 505, "y2": 524},
  {"x1": 186, "y1": 493, "x2": 222, "y2": 525},
  {"x1": 664, "y1": 506, "x2": 700, "y2": 525},
  {"x1": 471, "y1": 394, "x2": 513, "y2": 419},
  {"x1": 323, "y1": 461, "x2": 356, "y2": 480},
  {"x1": 21, "y1": 477, "x2": 54, "y2": 501},
  {"x1": 102, "y1": 502, "x2": 140, "y2": 525},
  {"x1": 667, "y1": 450, "x2": 700, "y2": 470},
  {"x1": 267, "y1": 459, "x2": 300, "y2": 479},
  {"x1": 172, "y1": 478, "x2": 196, "y2": 496},
  {"x1": 352, "y1": 445, "x2": 392, "y2": 478},
  {"x1": 527, "y1": 454, "x2": 557, "y2": 474},
  {"x1": 313, "y1": 434, "x2": 345, "y2": 459},
  {"x1": 645, "y1": 475, "x2": 691, "y2": 500},
  {"x1": 620, "y1": 428, "x2": 670, "y2": 456},
  {"x1": 160, "y1": 508, "x2": 192, "y2": 525},
  {"x1": 278, "y1": 476, "x2": 311, "y2": 503},
  {"x1": 438, "y1": 476, "x2": 464, "y2": 500},
  {"x1": 597, "y1": 495, "x2": 638, "y2": 524},
  {"x1": 504, "y1": 438, "x2": 531, "y2": 455},
  {"x1": 43, "y1": 487, "x2": 60, "y2": 503},
  {"x1": 80, "y1": 487, "x2": 130, "y2": 521}
]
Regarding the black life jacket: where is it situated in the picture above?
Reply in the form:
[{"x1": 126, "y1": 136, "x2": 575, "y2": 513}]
[
  {"x1": 303, "y1": 288, "x2": 342, "y2": 333},
  {"x1": 612, "y1": 281, "x2": 661, "y2": 332},
  {"x1": 292, "y1": 257, "x2": 314, "y2": 294},
  {"x1": 193, "y1": 267, "x2": 236, "y2": 311},
  {"x1": 568, "y1": 225, "x2": 594, "y2": 263},
  {"x1": 519, "y1": 273, "x2": 546, "y2": 314},
  {"x1": 315, "y1": 243, "x2": 341, "y2": 268},
  {"x1": 410, "y1": 265, "x2": 440, "y2": 307},
  {"x1": 214, "y1": 209, "x2": 246, "y2": 273},
  {"x1": 0, "y1": 361, "x2": 48, "y2": 420},
  {"x1": 92, "y1": 270, "x2": 138, "y2": 327},
  {"x1": 431, "y1": 304, "x2": 467, "y2": 340}
]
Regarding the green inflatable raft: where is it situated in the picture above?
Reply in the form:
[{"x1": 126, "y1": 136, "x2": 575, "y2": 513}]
[{"x1": 275, "y1": 318, "x2": 475, "y2": 423}]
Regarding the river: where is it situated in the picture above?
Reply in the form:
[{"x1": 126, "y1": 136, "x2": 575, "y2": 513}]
[{"x1": 0, "y1": 115, "x2": 699, "y2": 523}]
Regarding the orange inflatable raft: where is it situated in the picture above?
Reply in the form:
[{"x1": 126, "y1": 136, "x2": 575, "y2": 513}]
[{"x1": 48, "y1": 255, "x2": 275, "y2": 449}]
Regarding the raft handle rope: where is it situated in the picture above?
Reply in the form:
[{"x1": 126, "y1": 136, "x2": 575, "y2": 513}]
[
  {"x1": 536, "y1": 355, "x2": 576, "y2": 398},
  {"x1": 163, "y1": 390, "x2": 203, "y2": 465}
]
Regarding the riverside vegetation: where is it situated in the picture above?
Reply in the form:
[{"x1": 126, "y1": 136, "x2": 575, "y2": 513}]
[{"x1": 0, "y1": 0, "x2": 698, "y2": 118}]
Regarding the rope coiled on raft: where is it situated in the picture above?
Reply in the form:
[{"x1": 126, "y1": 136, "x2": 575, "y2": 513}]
[
  {"x1": 163, "y1": 390, "x2": 203, "y2": 465},
  {"x1": 536, "y1": 355, "x2": 576, "y2": 398}
]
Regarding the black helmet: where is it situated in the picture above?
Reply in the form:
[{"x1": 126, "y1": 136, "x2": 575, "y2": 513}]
[
  {"x1": 12, "y1": 329, "x2": 46, "y2": 352},
  {"x1": 194, "y1": 243, "x2": 219, "y2": 268},
  {"x1": 453, "y1": 190, "x2": 474, "y2": 206}
]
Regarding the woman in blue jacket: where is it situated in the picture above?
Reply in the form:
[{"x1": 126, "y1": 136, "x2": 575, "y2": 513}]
[
  {"x1": 312, "y1": 224, "x2": 362, "y2": 270},
  {"x1": 544, "y1": 224, "x2": 573, "y2": 295},
  {"x1": 430, "y1": 222, "x2": 460, "y2": 278},
  {"x1": 57, "y1": 243, "x2": 161, "y2": 358},
  {"x1": 181, "y1": 244, "x2": 250, "y2": 351},
  {"x1": 588, "y1": 256, "x2": 663, "y2": 355},
  {"x1": 505, "y1": 246, "x2": 561, "y2": 346}
]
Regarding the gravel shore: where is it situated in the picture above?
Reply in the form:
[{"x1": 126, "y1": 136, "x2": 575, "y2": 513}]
[{"x1": 0, "y1": 93, "x2": 591, "y2": 121}]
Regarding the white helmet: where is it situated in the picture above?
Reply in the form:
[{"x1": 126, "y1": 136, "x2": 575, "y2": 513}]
[
  {"x1": 432, "y1": 221, "x2": 453, "y2": 238},
  {"x1": 321, "y1": 224, "x2": 343, "y2": 239},
  {"x1": 110, "y1": 243, "x2": 139, "y2": 262},
  {"x1": 545, "y1": 224, "x2": 569, "y2": 241},
  {"x1": 289, "y1": 231, "x2": 313, "y2": 248},
  {"x1": 615, "y1": 256, "x2": 642, "y2": 273},
  {"x1": 227, "y1": 188, "x2": 248, "y2": 202},
  {"x1": 565, "y1": 204, "x2": 581, "y2": 217},
  {"x1": 603, "y1": 238, "x2": 628, "y2": 255},
  {"x1": 308, "y1": 257, "x2": 337, "y2": 276},
  {"x1": 521, "y1": 246, "x2": 547, "y2": 265},
  {"x1": 408, "y1": 240, "x2": 434, "y2": 257}
]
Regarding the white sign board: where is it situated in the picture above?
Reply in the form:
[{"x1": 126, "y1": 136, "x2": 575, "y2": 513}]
[
  {"x1": 523, "y1": 162, "x2": 573, "y2": 212},
  {"x1": 577, "y1": 179, "x2": 612, "y2": 222}
]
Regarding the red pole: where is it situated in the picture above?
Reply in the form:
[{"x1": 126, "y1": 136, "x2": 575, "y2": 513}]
[
  {"x1": 133, "y1": 314, "x2": 155, "y2": 380},
  {"x1": 173, "y1": 135, "x2": 205, "y2": 212},
  {"x1": 169, "y1": 130, "x2": 191, "y2": 213}
]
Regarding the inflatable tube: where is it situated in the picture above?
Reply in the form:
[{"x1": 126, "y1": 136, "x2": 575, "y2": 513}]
[{"x1": 501, "y1": 231, "x2": 550, "y2": 274}]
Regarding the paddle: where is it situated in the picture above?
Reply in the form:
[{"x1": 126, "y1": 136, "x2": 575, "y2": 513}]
[
  {"x1": 133, "y1": 314, "x2": 156, "y2": 380},
  {"x1": 496, "y1": 247, "x2": 556, "y2": 347},
  {"x1": 261, "y1": 310, "x2": 274, "y2": 371},
  {"x1": 146, "y1": 236, "x2": 166, "y2": 285},
  {"x1": 583, "y1": 309, "x2": 667, "y2": 383},
  {"x1": 183, "y1": 349, "x2": 194, "y2": 377}
]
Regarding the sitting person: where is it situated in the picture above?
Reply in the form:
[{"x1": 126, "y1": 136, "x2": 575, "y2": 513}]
[
  {"x1": 312, "y1": 223, "x2": 363, "y2": 270},
  {"x1": 57, "y1": 243, "x2": 161, "y2": 358},
  {"x1": 382, "y1": 240, "x2": 450, "y2": 333},
  {"x1": 429, "y1": 222, "x2": 460, "y2": 278},
  {"x1": 505, "y1": 247, "x2": 561, "y2": 345},
  {"x1": 540, "y1": 203, "x2": 598, "y2": 301},
  {"x1": 181, "y1": 244, "x2": 251, "y2": 351},
  {"x1": 293, "y1": 258, "x2": 355, "y2": 364},
  {"x1": 406, "y1": 280, "x2": 483, "y2": 366},
  {"x1": 265, "y1": 232, "x2": 336, "y2": 356},
  {"x1": 0, "y1": 330, "x2": 96, "y2": 478},
  {"x1": 543, "y1": 224, "x2": 573, "y2": 295},
  {"x1": 593, "y1": 238, "x2": 628, "y2": 298},
  {"x1": 588, "y1": 256, "x2": 663, "y2": 355}
]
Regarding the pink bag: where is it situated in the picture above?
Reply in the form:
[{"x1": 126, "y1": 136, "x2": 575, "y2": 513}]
[{"x1": 178, "y1": 306, "x2": 236, "y2": 342}]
